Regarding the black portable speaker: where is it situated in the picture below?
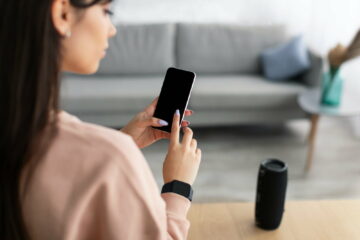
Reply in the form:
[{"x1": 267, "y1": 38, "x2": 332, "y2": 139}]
[{"x1": 255, "y1": 159, "x2": 288, "y2": 230}]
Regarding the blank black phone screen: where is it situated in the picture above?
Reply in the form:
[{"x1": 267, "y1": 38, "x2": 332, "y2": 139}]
[{"x1": 153, "y1": 67, "x2": 195, "y2": 133}]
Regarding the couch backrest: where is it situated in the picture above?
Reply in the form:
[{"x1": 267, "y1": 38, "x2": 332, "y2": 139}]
[
  {"x1": 97, "y1": 23, "x2": 175, "y2": 75},
  {"x1": 96, "y1": 22, "x2": 287, "y2": 76},
  {"x1": 176, "y1": 23, "x2": 286, "y2": 74}
]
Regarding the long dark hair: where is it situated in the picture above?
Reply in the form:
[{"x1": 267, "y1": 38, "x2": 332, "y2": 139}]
[{"x1": 0, "y1": 0, "x2": 112, "y2": 239}]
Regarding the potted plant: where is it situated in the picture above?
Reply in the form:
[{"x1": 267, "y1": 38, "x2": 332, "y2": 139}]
[{"x1": 321, "y1": 29, "x2": 360, "y2": 106}]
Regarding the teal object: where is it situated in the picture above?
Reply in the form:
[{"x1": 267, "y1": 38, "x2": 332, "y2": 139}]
[{"x1": 320, "y1": 69, "x2": 343, "y2": 106}]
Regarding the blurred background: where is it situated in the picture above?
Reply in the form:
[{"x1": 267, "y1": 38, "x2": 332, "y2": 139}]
[
  {"x1": 111, "y1": 0, "x2": 360, "y2": 56},
  {"x1": 110, "y1": 0, "x2": 360, "y2": 132},
  {"x1": 61, "y1": 0, "x2": 360, "y2": 202}
]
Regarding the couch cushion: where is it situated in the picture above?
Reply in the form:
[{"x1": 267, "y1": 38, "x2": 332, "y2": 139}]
[
  {"x1": 61, "y1": 75, "x2": 165, "y2": 113},
  {"x1": 97, "y1": 23, "x2": 175, "y2": 75},
  {"x1": 61, "y1": 74, "x2": 306, "y2": 114},
  {"x1": 176, "y1": 23, "x2": 286, "y2": 74},
  {"x1": 189, "y1": 75, "x2": 306, "y2": 110}
]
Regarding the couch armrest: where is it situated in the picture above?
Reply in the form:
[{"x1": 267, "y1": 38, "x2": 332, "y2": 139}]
[{"x1": 299, "y1": 50, "x2": 324, "y2": 88}]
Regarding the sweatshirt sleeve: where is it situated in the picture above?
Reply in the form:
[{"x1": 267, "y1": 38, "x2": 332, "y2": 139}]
[{"x1": 65, "y1": 133, "x2": 192, "y2": 240}]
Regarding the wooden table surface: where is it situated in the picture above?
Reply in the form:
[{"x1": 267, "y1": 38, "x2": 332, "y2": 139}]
[{"x1": 187, "y1": 200, "x2": 360, "y2": 240}]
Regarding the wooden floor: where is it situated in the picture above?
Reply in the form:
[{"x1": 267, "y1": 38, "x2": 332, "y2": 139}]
[{"x1": 143, "y1": 117, "x2": 360, "y2": 202}]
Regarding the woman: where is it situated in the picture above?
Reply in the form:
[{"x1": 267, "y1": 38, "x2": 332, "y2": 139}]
[{"x1": 0, "y1": 0, "x2": 202, "y2": 239}]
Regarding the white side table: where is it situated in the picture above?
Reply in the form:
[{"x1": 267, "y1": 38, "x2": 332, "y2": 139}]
[{"x1": 298, "y1": 89, "x2": 360, "y2": 171}]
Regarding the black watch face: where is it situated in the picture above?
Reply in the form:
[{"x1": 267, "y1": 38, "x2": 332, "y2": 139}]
[{"x1": 173, "y1": 181, "x2": 191, "y2": 196}]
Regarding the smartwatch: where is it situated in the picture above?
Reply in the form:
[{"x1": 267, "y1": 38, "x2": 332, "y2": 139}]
[{"x1": 161, "y1": 180, "x2": 193, "y2": 202}]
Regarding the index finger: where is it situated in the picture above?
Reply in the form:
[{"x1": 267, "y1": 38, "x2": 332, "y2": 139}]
[{"x1": 170, "y1": 109, "x2": 180, "y2": 146}]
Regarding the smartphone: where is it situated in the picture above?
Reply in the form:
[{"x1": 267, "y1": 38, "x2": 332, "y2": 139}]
[{"x1": 152, "y1": 67, "x2": 196, "y2": 133}]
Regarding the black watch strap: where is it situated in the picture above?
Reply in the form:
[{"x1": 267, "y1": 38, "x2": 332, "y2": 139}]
[{"x1": 161, "y1": 180, "x2": 193, "y2": 201}]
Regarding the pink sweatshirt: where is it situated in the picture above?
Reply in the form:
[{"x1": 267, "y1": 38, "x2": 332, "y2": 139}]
[{"x1": 20, "y1": 111, "x2": 191, "y2": 240}]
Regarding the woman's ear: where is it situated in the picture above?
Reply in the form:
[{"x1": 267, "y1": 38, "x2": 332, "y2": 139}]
[{"x1": 51, "y1": 0, "x2": 73, "y2": 37}]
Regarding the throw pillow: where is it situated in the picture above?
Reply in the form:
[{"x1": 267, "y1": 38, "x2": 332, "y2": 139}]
[{"x1": 261, "y1": 35, "x2": 311, "y2": 81}]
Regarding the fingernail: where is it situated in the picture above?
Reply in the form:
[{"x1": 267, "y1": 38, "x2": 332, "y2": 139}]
[
  {"x1": 175, "y1": 109, "x2": 180, "y2": 116},
  {"x1": 158, "y1": 120, "x2": 168, "y2": 126}
]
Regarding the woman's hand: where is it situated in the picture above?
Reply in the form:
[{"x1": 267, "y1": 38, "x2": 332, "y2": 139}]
[
  {"x1": 120, "y1": 97, "x2": 194, "y2": 149},
  {"x1": 163, "y1": 109, "x2": 202, "y2": 185}
]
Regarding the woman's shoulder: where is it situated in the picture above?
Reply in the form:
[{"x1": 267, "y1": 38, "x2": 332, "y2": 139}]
[
  {"x1": 52, "y1": 111, "x2": 140, "y2": 167},
  {"x1": 32, "y1": 111, "x2": 147, "y2": 191},
  {"x1": 57, "y1": 111, "x2": 132, "y2": 148}
]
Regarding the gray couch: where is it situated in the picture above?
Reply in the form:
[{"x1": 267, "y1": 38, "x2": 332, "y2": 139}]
[{"x1": 61, "y1": 23, "x2": 323, "y2": 127}]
